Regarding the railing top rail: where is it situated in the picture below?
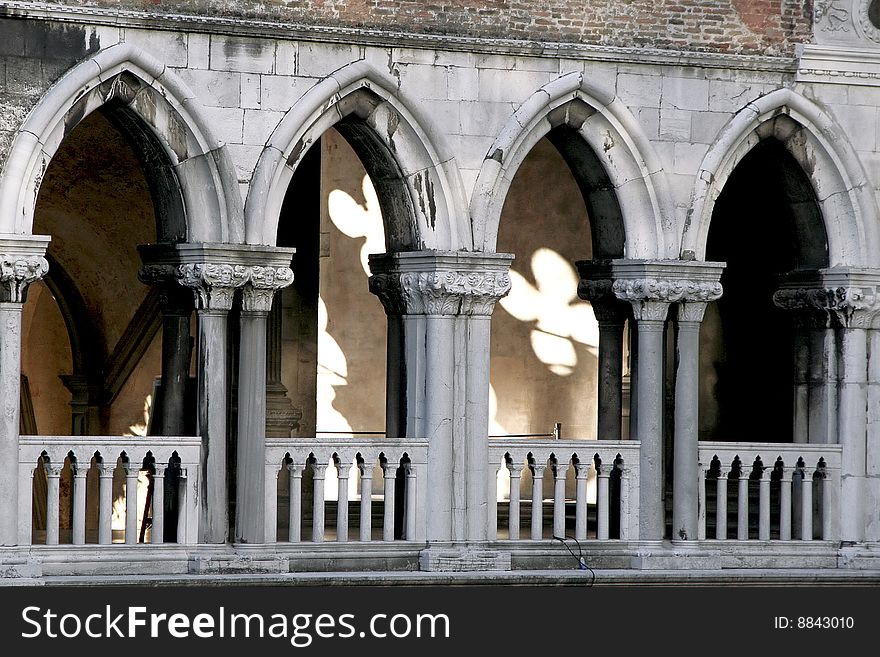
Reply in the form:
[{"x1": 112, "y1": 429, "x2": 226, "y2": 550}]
[
  {"x1": 19, "y1": 435, "x2": 202, "y2": 447},
  {"x1": 19, "y1": 436, "x2": 202, "y2": 466},
  {"x1": 698, "y1": 441, "x2": 842, "y2": 469},
  {"x1": 489, "y1": 438, "x2": 640, "y2": 451},
  {"x1": 266, "y1": 437, "x2": 429, "y2": 448}
]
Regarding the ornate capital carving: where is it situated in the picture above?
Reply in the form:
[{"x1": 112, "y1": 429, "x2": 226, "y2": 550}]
[
  {"x1": 369, "y1": 269, "x2": 511, "y2": 317},
  {"x1": 678, "y1": 301, "x2": 708, "y2": 324},
  {"x1": 141, "y1": 262, "x2": 294, "y2": 312},
  {"x1": 178, "y1": 263, "x2": 249, "y2": 311},
  {"x1": 613, "y1": 277, "x2": 722, "y2": 323},
  {"x1": 241, "y1": 265, "x2": 294, "y2": 313},
  {"x1": 0, "y1": 254, "x2": 49, "y2": 303},
  {"x1": 773, "y1": 286, "x2": 880, "y2": 329}
]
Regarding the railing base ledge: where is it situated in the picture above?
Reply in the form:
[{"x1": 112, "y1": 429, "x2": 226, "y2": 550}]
[
  {"x1": 419, "y1": 543, "x2": 512, "y2": 572},
  {"x1": 631, "y1": 541, "x2": 722, "y2": 570}
]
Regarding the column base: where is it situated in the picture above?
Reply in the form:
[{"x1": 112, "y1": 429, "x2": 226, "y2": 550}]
[
  {"x1": 838, "y1": 542, "x2": 880, "y2": 569},
  {"x1": 419, "y1": 543, "x2": 512, "y2": 572},
  {"x1": 630, "y1": 541, "x2": 721, "y2": 570}
]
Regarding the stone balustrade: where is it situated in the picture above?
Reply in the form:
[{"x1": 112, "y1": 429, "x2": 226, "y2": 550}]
[
  {"x1": 488, "y1": 440, "x2": 641, "y2": 542},
  {"x1": 18, "y1": 436, "x2": 201, "y2": 546},
  {"x1": 698, "y1": 442, "x2": 842, "y2": 542},
  {"x1": 265, "y1": 438, "x2": 428, "y2": 545}
]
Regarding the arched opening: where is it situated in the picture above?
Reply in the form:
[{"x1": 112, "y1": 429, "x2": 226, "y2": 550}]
[
  {"x1": 26, "y1": 109, "x2": 165, "y2": 438},
  {"x1": 701, "y1": 137, "x2": 828, "y2": 442},
  {"x1": 273, "y1": 127, "x2": 392, "y2": 540},
  {"x1": 490, "y1": 126, "x2": 629, "y2": 538}
]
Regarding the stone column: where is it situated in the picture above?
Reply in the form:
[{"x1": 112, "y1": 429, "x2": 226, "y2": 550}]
[
  {"x1": 369, "y1": 252, "x2": 512, "y2": 546},
  {"x1": 612, "y1": 260, "x2": 725, "y2": 542},
  {"x1": 577, "y1": 261, "x2": 629, "y2": 441},
  {"x1": 775, "y1": 270, "x2": 880, "y2": 543},
  {"x1": 673, "y1": 298, "x2": 715, "y2": 541},
  {"x1": 178, "y1": 263, "x2": 243, "y2": 544},
  {"x1": 235, "y1": 264, "x2": 294, "y2": 544},
  {"x1": 0, "y1": 236, "x2": 50, "y2": 546},
  {"x1": 823, "y1": 274, "x2": 877, "y2": 543}
]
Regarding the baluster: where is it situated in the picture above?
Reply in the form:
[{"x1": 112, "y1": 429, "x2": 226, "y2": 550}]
[
  {"x1": 820, "y1": 469, "x2": 832, "y2": 540},
  {"x1": 72, "y1": 460, "x2": 87, "y2": 545},
  {"x1": 45, "y1": 460, "x2": 61, "y2": 546},
  {"x1": 382, "y1": 459, "x2": 396, "y2": 542},
  {"x1": 531, "y1": 463, "x2": 546, "y2": 540},
  {"x1": 288, "y1": 463, "x2": 304, "y2": 543},
  {"x1": 779, "y1": 466, "x2": 792, "y2": 541},
  {"x1": 758, "y1": 463, "x2": 770, "y2": 541},
  {"x1": 405, "y1": 463, "x2": 417, "y2": 540},
  {"x1": 311, "y1": 463, "x2": 327, "y2": 543},
  {"x1": 697, "y1": 464, "x2": 706, "y2": 541},
  {"x1": 715, "y1": 470, "x2": 728, "y2": 540},
  {"x1": 737, "y1": 466, "x2": 749, "y2": 541},
  {"x1": 98, "y1": 458, "x2": 114, "y2": 545},
  {"x1": 358, "y1": 461, "x2": 372, "y2": 542},
  {"x1": 336, "y1": 460, "x2": 349, "y2": 543},
  {"x1": 124, "y1": 459, "x2": 139, "y2": 544},
  {"x1": 800, "y1": 467, "x2": 813, "y2": 541},
  {"x1": 507, "y1": 461, "x2": 523, "y2": 541},
  {"x1": 597, "y1": 464, "x2": 610, "y2": 540},
  {"x1": 574, "y1": 459, "x2": 590, "y2": 541},
  {"x1": 151, "y1": 464, "x2": 166, "y2": 544},
  {"x1": 553, "y1": 460, "x2": 568, "y2": 539},
  {"x1": 176, "y1": 465, "x2": 187, "y2": 544},
  {"x1": 619, "y1": 463, "x2": 632, "y2": 540}
]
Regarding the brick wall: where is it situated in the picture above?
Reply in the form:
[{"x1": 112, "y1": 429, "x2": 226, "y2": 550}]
[{"x1": 51, "y1": 0, "x2": 814, "y2": 56}]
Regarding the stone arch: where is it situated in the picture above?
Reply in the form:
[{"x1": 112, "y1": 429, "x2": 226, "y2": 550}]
[
  {"x1": 683, "y1": 88, "x2": 879, "y2": 267},
  {"x1": 470, "y1": 71, "x2": 674, "y2": 258},
  {"x1": 245, "y1": 61, "x2": 469, "y2": 250},
  {"x1": 0, "y1": 42, "x2": 243, "y2": 243}
]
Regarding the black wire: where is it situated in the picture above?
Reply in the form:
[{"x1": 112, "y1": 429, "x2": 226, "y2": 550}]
[{"x1": 553, "y1": 535, "x2": 596, "y2": 587}]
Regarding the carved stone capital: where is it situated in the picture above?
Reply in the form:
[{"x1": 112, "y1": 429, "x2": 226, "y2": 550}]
[
  {"x1": 677, "y1": 301, "x2": 708, "y2": 324},
  {"x1": 178, "y1": 263, "x2": 248, "y2": 311},
  {"x1": 773, "y1": 285, "x2": 880, "y2": 329},
  {"x1": 369, "y1": 269, "x2": 511, "y2": 317},
  {"x1": 0, "y1": 254, "x2": 49, "y2": 303},
  {"x1": 241, "y1": 265, "x2": 294, "y2": 313}
]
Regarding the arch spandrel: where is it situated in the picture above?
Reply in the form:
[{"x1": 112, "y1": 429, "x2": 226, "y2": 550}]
[
  {"x1": 245, "y1": 62, "x2": 469, "y2": 252},
  {"x1": 0, "y1": 42, "x2": 243, "y2": 244}
]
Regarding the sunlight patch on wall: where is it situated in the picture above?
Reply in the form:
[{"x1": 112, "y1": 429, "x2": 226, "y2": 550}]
[
  {"x1": 327, "y1": 175, "x2": 385, "y2": 277},
  {"x1": 498, "y1": 247, "x2": 599, "y2": 376}
]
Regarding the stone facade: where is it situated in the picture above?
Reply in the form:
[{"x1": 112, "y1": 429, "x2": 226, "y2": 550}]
[{"x1": 2, "y1": 0, "x2": 880, "y2": 580}]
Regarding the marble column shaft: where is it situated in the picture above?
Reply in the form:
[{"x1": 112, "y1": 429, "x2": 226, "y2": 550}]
[{"x1": 0, "y1": 239, "x2": 50, "y2": 546}]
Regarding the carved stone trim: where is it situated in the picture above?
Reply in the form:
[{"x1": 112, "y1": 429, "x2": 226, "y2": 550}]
[
  {"x1": 0, "y1": 254, "x2": 49, "y2": 303},
  {"x1": 178, "y1": 263, "x2": 248, "y2": 311},
  {"x1": 241, "y1": 265, "x2": 295, "y2": 313},
  {"x1": 369, "y1": 269, "x2": 512, "y2": 317},
  {"x1": 677, "y1": 301, "x2": 709, "y2": 324},
  {"x1": 613, "y1": 277, "x2": 722, "y2": 323},
  {"x1": 140, "y1": 263, "x2": 294, "y2": 312},
  {"x1": 773, "y1": 285, "x2": 880, "y2": 328}
]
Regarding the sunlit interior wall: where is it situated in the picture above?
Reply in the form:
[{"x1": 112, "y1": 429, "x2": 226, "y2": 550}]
[{"x1": 491, "y1": 137, "x2": 599, "y2": 440}]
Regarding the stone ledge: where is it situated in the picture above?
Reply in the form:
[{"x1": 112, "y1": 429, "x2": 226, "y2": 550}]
[
  {"x1": 631, "y1": 542, "x2": 722, "y2": 570},
  {"x1": 188, "y1": 554, "x2": 289, "y2": 575},
  {"x1": 419, "y1": 546, "x2": 512, "y2": 572}
]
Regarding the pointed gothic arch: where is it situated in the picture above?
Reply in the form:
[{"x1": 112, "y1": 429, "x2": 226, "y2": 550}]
[
  {"x1": 245, "y1": 61, "x2": 468, "y2": 251},
  {"x1": 0, "y1": 42, "x2": 243, "y2": 243},
  {"x1": 470, "y1": 71, "x2": 674, "y2": 258},
  {"x1": 683, "y1": 88, "x2": 879, "y2": 267}
]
